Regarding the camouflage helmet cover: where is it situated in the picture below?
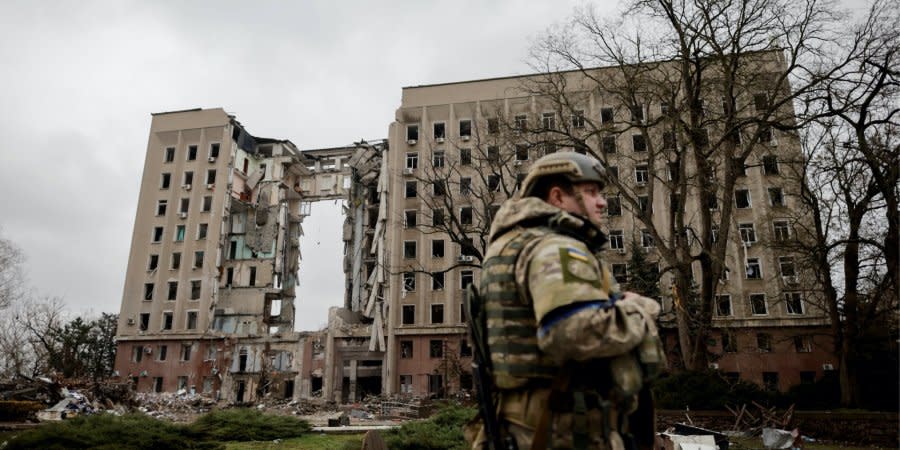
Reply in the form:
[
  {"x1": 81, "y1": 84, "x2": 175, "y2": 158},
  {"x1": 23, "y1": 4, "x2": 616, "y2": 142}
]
[{"x1": 520, "y1": 152, "x2": 607, "y2": 197}]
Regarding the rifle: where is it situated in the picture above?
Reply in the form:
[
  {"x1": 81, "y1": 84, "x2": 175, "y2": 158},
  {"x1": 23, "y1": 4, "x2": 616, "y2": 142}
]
[{"x1": 465, "y1": 285, "x2": 517, "y2": 450}]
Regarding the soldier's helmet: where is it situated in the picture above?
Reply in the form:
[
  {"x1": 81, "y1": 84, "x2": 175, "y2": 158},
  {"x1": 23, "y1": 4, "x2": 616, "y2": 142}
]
[{"x1": 520, "y1": 152, "x2": 607, "y2": 197}]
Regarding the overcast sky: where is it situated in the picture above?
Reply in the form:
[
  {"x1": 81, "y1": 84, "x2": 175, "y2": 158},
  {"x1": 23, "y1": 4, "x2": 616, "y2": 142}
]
[{"x1": 0, "y1": 0, "x2": 598, "y2": 329}]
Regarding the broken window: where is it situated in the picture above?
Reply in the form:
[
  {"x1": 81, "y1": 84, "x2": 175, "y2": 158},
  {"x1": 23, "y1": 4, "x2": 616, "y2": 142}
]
[
  {"x1": 226, "y1": 267, "x2": 234, "y2": 286},
  {"x1": 460, "y1": 303, "x2": 467, "y2": 323},
  {"x1": 194, "y1": 251, "x2": 204, "y2": 269},
  {"x1": 405, "y1": 181, "x2": 417, "y2": 198},
  {"x1": 430, "y1": 340, "x2": 444, "y2": 358},
  {"x1": 739, "y1": 223, "x2": 757, "y2": 244},
  {"x1": 172, "y1": 252, "x2": 181, "y2": 270},
  {"x1": 432, "y1": 240, "x2": 444, "y2": 258},
  {"x1": 400, "y1": 375, "x2": 413, "y2": 393},
  {"x1": 158, "y1": 344, "x2": 167, "y2": 361},
  {"x1": 641, "y1": 229, "x2": 654, "y2": 248},
  {"x1": 165, "y1": 147, "x2": 175, "y2": 163},
  {"x1": 144, "y1": 283, "x2": 154, "y2": 301},
  {"x1": 403, "y1": 241, "x2": 416, "y2": 259},
  {"x1": 179, "y1": 198, "x2": 189, "y2": 214},
  {"x1": 148, "y1": 254, "x2": 159, "y2": 271},
  {"x1": 635, "y1": 165, "x2": 649, "y2": 185},
  {"x1": 405, "y1": 210, "x2": 417, "y2": 228},
  {"x1": 487, "y1": 118, "x2": 499, "y2": 134},
  {"x1": 202, "y1": 196, "x2": 212, "y2": 212},
  {"x1": 630, "y1": 104, "x2": 644, "y2": 122},
  {"x1": 763, "y1": 155, "x2": 779, "y2": 175},
  {"x1": 514, "y1": 114, "x2": 527, "y2": 131},
  {"x1": 162, "y1": 311, "x2": 173, "y2": 330},
  {"x1": 139, "y1": 313, "x2": 150, "y2": 331},
  {"x1": 433, "y1": 122, "x2": 446, "y2": 140},
  {"x1": 432, "y1": 181, "x2": 446, "y2": 196},
  {"x1": 161, "y1": 173, "x2": 171, "y2": 189},
  {"x1": 768, "y1": 187, "x2": 784, "y2": 207},
  {"x1": 515, "y1": 145, "x2": 529, "y2": 161},
  {"x1": 432, "y1": 272, "x2": 445, "y2": 290},
  {"x1": 746, "y1": 258, "x2": 762, "y2": 279},
  {"x1": 600, "y1": 107, "x2": 614, "y2": 124},
  {"x1": 638, "y1": 195, "x2": 650, "y2": 214},
  {"x1": 785, "y1": 292, "x2": 804, "y2": 315},
  {"x1": 749, "y1": 293, "x2": 767, "y2": 314},
  {"x1": 209, "y1": 143, "x2": 220, "y2": 158},
  {"x1": 732, "y1": 158, "x2": 747, "y2": 177},
  {"x1": 754, "y1": 92, "x2": 769, "y2": 112},
  {"x1": 608, "y1": 230, "x2": 624, "y2": 250},
  {"x1": 487, "y1": 145, "x2": 500, "y2": 162},
  {"x1": 488, "y1": 174, "x2": 500, "y2": 192},
  {"x1": 402, "y1": 305, "x2": 415, "y2": 325},
  {"x1": 206, "y1": 169, "x2": 216, "y2": 185},
  {"x1": 181, "y1": 343, "x2": 192, "y2": 361},
  {"x1": 153, "y1": 227, "x2": 164, "y2": 243},
  {"x1": 197, "y1": 223, "x2": 207, "y2": 240},
  {"x1": 460, "y1": 207, "x2": 473, "y2": 225},
  {"x1": 760, "y1": 125, "x2": 775, "y2": 144},
  {"x1": 461, "y1": 270, "x2": 474, "y2": 289},
  {"x1": 406, "y1": 152, "x2": 418, "y2": 169},
  {"x1": 757, "y1": 333, "x2": 772, "y2": 352},
  {"x1": 460, "y1": 177, "x2": 471, "y2": 195},
  {"x1": 571, "y1": 110, "x2": 585, "y2": 129},
  {"x1": 400, "y1": 340, "x2": 413, "y2": 358},
  {"x1": 794, "y1": 336, "x2": 812, "y2": 353},
  {"x1": 632, "y1": 134, "x2": 647, "y2": 152},
  {"x1": 773, "y1": 221, "x2": 791, "y2": 241},
  {"x1": 249, "y1": 266, "x2": 256, "y2": 286},
  {"x1": 601, "y1": 136, "x2": 617, "y2": 154},
  {"x1": 716, "y1": 295, "x2": 732, "y2": 316},
  {"x1": 402, "y1": 272, "x2": 415, "y2": 292},
  {"x1": 406, "y1": 124, "x2": 419, "y2": 142},
  {"x1": 735, "y1": 189, "x2": 751, "y2": 209},
  {"x1": 459, "y1": 119, "x2": 472, "y2": 137},
  {"x1": 432, "y1": 208, "x2": 444, "y2": 226},
  {"x1": 432, "y1": 151, "x2": 445, "y2": 168},
  {"x1": 190, "y1": 280, "x2": 201, "y2": 299},
  {"x1": 186, "y1": 311, "x2": 198, "y2": 330},
  {"x1": 167, "y1": 282, "x2": 178, "y2": 301},
  {"x1": 607, "y1": 197, "x2": 622, "y2": 217},
  {"x1": 430, "y1": 305, "x2": 444, "y2": 323},
  {"x1": 175, "y1": 225, "x2": 185, "y2": 241},
  {"x1": 607, "y1": 166, "x2": 618, "y2": 180},
  {"x1": 460, "y1": 148, "x2": 472, "y2": 166},
  {"x1": 779, "y1": 256, "x2": 796, "y2": 277},
  {"x1": 187, "y1": 145, "x2": 197, "y2": 161},
  {"x1": 541, "y1": 112, "x2": 556, "y2": 130},
  {"x1": 133, "y1": 345, "x2": 144, "y2": 363}
]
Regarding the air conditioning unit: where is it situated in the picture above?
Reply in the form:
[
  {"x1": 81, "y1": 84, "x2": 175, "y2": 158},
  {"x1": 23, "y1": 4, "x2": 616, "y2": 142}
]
[
  {"x1": 782, "y1": 275, "x2": 798, "y2": 285},
  {"x1": 127, "y1": 318, "x2": 135, "y2": 325},
  {"x1": 403, "y1": 168, "x2": 415, "y2": 175},
  {"x1": 458, "y1": 255, "x2": 474, "y2": 262},
  {"x1": 514, "y1": 160, "x2": 523, "y2": 166},
  {"x1": 144, "y1": 347, "x2": 153, "y2": 354},
  {"x1": 461, "y1": 135, "x2": 471, "y2": 141},
  {"x1": 407, "y1": 139, "x2": 417, "y2": 145},
  {"x1": 179, "y1": 212, "x2": 188, "y2": 219},
  {"x1": 436, "y1": 137, "x2": 445, "y2": 143},
  {"x1": 182, "y1": 184, "x2": 192, "y2": 191},
  {"x1": 616, "y1": 248, "x2": 626, "y2": 254},
  {"x1": 206, "y1": 183, "x2": 214, "y2": 190},
  {"x1": 822, "y1": 363, "x2": 835, "y2": 371},
  {"x1": 140, "y1": 370, "x2": 148, "y2": 377},
  {"x1": 708, "y1": 363, "x2": 719, "y2": 370},
  {"x1": 208, "y1": 156, "x2": 216, "y2": 163}
]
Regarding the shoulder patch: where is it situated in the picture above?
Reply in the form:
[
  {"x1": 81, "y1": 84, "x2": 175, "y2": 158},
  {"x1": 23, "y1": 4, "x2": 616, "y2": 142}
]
[{"x1": 559, "y1": 247, "x2": 602, "y2": 287}]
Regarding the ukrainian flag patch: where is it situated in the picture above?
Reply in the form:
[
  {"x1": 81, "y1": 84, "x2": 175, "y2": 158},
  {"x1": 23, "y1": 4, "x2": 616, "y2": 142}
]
[{"x1": 566, "y1": 247, "x2": 590, "y2": 262}]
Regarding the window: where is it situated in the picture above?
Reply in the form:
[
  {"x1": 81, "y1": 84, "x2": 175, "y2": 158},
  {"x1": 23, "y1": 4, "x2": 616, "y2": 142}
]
[
  {"x1": 750, "y1": 293, "x2": 768, "y2": 314},
  {"x1": 156, "y1": 344, "x2": 167, "y2": 361},
  {"x1": 194, "y1": 251, "x2": 203, "y2": 269},
  {"x1": 407, "y1": 124, "x2": 419, "y2": 142},
  {"x1": 187, "y1": 145, "x2": 197, "y2": 161},
  {"x1": 460, "y1": 339, "x2": 473, "y2": 357},
  {"x1": 165, "y1": 147, "x2": 175, "y2": 163},
  {"x1": 487, "y1": 145, "x2": 500, "y2": 162},
  {"x1": 460, "y1": 303, "x2": 468, "y2": 323},
  {"x1": 794, "y1": 335, "x2": 812, "y2": 353},
  {"x1": 432, "y1": 208, "x2": 445, "y2": 226},
  {"x1": 487, "y1": 118, "x2": 500, "y2": 134},
  {"x1": 400, "y1": 340, "x2": 413, "y2": 357},
  {"x1": 167, "y1": 282, "x2": 178, "y2": 300},
  {"x1": 662, "y1": 131, "x2": 676, "y2": 149},
  {"x1": 763, "y1": 155, "x2": 779, "y2": 175},
  {"x1": 785, "y1": 292, "x2": 804, "y2": 315},
  {"x1": 156, "y1": 198, "x2": 168, "y2": 216},
  {"x1": 400, "y1": 375, "x2": 413, "y2": 393},
  {"x1": 430, "y1": 304, "x2": 445, "y2": 324},
  {"x1": 432, "y1": 181, "x2": 446, "y2": 196},
  {"x1": 431, "y1": 272, "x2": 445, "y2": 290},
  {"x1": 148, "y1": 254, "x2": 159, "y2": 271},
  {"x1": 459, "y1": 119, "x2": 472, "y2": 138},
  {"x1": 641, "y1": 229, "x2": 654, "y2": 248},
  {"x1": 768, "y1": 187, "x2": 784, "y2": 207},
  {"x1": 175, "y1": 225, "x2": 185, "y2": 241},
  {"x1": 433, "y1": 122, "x2": 446, "y2": 140},
  {"x1": 601, "y1": 136, "x2": 617, "y2": 154},
  {"x1": 738, "y1": 223, "x2": 757, "y2": 244},
  {"x1": 226, "y1": 268, "x2": 233, "y2": 286},
  {"x1": 209, "y1": 143, "x2": 220, "y2": 158},
  {"x1": 514, "y1": 114, "x2": 527, "y2": 131},
  {"x1": 197, "y1": 223, "x2": 208, "y2": 240},
  {"x1": 572, "y1": 110, "x2": 585, "y2": 128},
  {"x1": 722, "y1": 332, "x2": 737, "y2": 352},
  {"x1": 515, "y1": 145, "x2": 529, "y2": 161},
  {"x1": 607, "y1": 197, "x2": 622, "y2": 216},
  {"x1": 402, "y1": 305, "x2": 415, "y2": 325},
  {"x1": 162, "y1": 311, "x2": 173, "y2": 330},
  {"x1": 609, "y1": 230, "x2": 624, "y2": 250},
  {"x1": 607, "y1": 166, "x2": 619, "y2": 180},
  {"x1": 600, "y1": 107, "x2": 614, "y2": 124},
  {"x1": 716, "y1": 295, "x2": 733, "y2": 316},
  {"x1": 161, "y1": 173, "x2": 171, "y2": 189},
  {"x1": 404, "y1": 210, "x2": 417, "y2": 228},
  {"x1": 459, "y1": 177, "x2": 471, "y2": 195},
  {"x1": 432, "y1": 151, "x2": 445, "y2": 168},
  {"x1": 757, "y1": 333, "x2": 772, "y2": 352},
  {"x1": 541, "y1": 112, "x2": 556, "y2": 130},
  {"x1": 635, "y1": 165, "x2": 649, "y2": 184},
  {"x1": 760, "y1": 125, "x2": 775, "y2": 144},
  {"x1": 190, "y1": 280, "x2": 201, "y2": 300},
  {"x1": 487, "y1": 174, "x2": 501, "y2": 192},
  {"x1": 746, "y1": 258, "x2": 762, "y2": 279},
  {"x1": 432, "y1": 240, "x2": 444, "y2": 258},
  {"x1": 139, "y1": 313, "x2": 150, "y2": 331},
  {"x1": 202, "y1": 196, "x2": 212, "y2": 212},
  {"x1": 132, "y1": 345, "x2": 144, "y2": 363},
  {"x1": 735, "y1": 189, "x2": 751, "y2": 208},
  {"x1": 430, "y1": 340, "x2": 444, "y2": 358},
  {"x1": 630, "y1": 104, "x2": 644, "y2": 122},
  {"x1": 460, "y1": 148, "x2": 472, "y2": 165},
  {"x1": 186, "y1": 311, "x2": 198, "y2": 330},
  {"x1": 460, "y1": 207, "x2": 473, "y2": 225},
  {"x1": 773, "y1": 221, "x2": 791, "y2": 241},
  {"x1": 638, "y1": 195, "x2": 651, "y2": 214},
  {"x1": 171, "y1": 252, "x2": 181, "y2": 270},
  {"x1": 406, "y1": 152, "x2": 418, "y2": 169},
  {"x1": 403, "y1": 272, "x2": 416, "y2": 292},
  {"x1": 754, "y1": 93, "x2": 769, "y2": 112},
  {"x1": 461, "y1": 270, "x2": 474, "y2": 289},
  {"x1": 181, "y1": 343, "x2": 192, "y2": 361},
  {"x1": 206, "y1": 169, "x2": 216, "y2": 185},
  {"x1": 779, "y1": 256, "x2": 796, "y2": 277},
  {"x1": 611, "y1": 263, "x2": 628, "y2": 283},
  {"x1": 632, "y1": 134, "x2": 647, "y2": 152},
  {"x1": 707, "y1": 193, "x2": 719, "y2": 210},
  {"x1": 403, "y1": 241, "x2": 416, "y2": 259},
  {"x1": 144, "y1": 283, "x2": 155, "y2": 301},
  {"x1": 405, "y1": 181, "x2": 417, "y2": 198}
]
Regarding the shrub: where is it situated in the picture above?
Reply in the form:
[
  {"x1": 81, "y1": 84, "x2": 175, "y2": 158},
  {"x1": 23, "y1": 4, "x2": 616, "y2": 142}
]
[
  {"x1": 653, "y1": 370, "x2": 775, "y2": 410},
  {"x1": 384, "y1": 402, "x2": 476, "y2": 450},
  {"x1": 0, "y1": 401, "x2": 44, "y2": 421},
  {"x1": 187, "y1": 408, "x2": 311, "y2": 441}
]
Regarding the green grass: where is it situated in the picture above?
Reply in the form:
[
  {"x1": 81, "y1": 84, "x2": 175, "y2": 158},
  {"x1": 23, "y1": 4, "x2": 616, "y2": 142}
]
[{"x1": 224, "y1": 433, "x2": 364, "y2": 450}]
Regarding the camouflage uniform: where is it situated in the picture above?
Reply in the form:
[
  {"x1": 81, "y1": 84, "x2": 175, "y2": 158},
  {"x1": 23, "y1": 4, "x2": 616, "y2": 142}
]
[{"x1": 467, "y1": 191, "x2": 662, "y2": 449}]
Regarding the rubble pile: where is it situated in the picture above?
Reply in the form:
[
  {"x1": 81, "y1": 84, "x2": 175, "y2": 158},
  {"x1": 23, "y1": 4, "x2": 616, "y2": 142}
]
[{"x1": 134, "y1": 392, "x2": 217, "y2": 422}]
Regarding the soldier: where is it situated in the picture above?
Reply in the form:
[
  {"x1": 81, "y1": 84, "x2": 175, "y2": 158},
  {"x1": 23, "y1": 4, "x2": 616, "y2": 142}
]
[{"x1": 466, "y1": 152, "x2": 664, "y2": 450}]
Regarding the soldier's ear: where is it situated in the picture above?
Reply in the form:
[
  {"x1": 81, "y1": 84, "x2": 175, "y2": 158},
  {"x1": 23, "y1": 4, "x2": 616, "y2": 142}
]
[{"x1": 546, "y1": 186, "x2": 567, "y2": 208}]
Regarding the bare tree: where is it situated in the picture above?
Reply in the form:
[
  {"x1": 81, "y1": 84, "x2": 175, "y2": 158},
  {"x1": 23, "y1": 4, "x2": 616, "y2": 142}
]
[
  {"x1": 0, "y1": 228, "x2": 26, "y2": 310},
  {"x1": 526, "y1": 0, "x2": 841, "y2": 370}
]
